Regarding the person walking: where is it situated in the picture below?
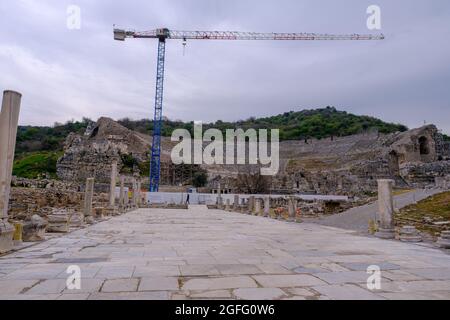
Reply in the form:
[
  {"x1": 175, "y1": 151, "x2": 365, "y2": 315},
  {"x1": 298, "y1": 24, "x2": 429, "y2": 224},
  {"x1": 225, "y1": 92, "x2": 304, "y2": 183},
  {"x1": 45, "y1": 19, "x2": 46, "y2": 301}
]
[{"x1": 186, "y1": 193, "x2": 190, "y2": 205}]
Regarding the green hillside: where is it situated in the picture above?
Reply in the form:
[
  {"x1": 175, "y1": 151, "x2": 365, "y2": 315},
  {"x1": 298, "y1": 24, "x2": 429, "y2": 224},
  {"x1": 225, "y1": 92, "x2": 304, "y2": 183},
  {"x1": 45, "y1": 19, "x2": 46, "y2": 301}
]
[
  {"x1": 119, "y1": 106, "x2": 408, "y2": 141},
  {"x1": 13, "y1": 107, "x2": 409, "y2": 179}
]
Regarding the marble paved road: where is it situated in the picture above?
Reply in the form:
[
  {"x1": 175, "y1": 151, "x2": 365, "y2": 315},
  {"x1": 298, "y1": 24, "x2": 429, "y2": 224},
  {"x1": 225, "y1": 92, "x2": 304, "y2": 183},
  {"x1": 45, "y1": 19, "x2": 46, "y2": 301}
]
[{"x1": 1, "y1": 206, "x2": 449, "y2": 300}]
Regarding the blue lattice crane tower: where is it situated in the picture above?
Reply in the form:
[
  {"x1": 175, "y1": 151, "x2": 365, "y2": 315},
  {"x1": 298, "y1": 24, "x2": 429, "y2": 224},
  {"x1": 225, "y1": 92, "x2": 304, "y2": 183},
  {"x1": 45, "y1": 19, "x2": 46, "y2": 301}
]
[{"x1": 113, "y1": 27, "x2": 383, "y2": 192}]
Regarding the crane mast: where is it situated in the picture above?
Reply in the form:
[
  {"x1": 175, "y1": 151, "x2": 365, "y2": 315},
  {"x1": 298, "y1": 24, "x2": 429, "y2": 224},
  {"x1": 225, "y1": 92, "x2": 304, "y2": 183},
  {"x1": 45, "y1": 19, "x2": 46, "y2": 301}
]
[{"x1": 113, "y1": 27, "x2": 384, "y2": 192}]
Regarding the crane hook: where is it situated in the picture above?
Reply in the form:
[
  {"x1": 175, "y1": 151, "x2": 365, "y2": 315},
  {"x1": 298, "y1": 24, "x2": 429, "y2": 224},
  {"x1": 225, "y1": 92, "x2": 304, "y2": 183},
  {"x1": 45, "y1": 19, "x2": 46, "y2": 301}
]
[{"x1": 182, "y1": 37, "x2": 187, "y2": 56}]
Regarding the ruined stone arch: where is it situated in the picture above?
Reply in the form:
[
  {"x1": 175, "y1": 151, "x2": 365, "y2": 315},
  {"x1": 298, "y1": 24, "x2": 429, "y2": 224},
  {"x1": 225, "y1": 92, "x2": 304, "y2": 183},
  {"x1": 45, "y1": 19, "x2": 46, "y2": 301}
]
[
  {"x1": 418, "y1": 136, "x2": 430, "y2": 155},
  {"x1": 388, "y1": 150, "x2": 400, "y2": 176}
]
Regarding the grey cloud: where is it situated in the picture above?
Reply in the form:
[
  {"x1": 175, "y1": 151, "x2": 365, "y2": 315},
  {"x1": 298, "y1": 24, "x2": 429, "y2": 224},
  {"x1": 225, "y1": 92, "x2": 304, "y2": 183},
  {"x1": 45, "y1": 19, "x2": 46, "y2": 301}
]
[{"x1": 0, "y1": 0, "x2": 449, "y2": 134}]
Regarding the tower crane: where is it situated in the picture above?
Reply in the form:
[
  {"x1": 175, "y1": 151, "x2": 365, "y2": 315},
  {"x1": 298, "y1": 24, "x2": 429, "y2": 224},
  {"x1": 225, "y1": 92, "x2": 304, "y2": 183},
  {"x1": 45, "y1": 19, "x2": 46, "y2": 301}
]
[{"x1": 113, "y1": 27, "x2": 384, "y2": 192}]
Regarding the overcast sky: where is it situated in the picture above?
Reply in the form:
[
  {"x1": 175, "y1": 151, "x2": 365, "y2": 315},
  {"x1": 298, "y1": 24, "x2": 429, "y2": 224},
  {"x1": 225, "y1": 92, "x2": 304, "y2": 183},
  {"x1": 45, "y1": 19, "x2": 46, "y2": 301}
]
[{"x1": 0, "y1": 0, "x2": 449, "y2": 133}]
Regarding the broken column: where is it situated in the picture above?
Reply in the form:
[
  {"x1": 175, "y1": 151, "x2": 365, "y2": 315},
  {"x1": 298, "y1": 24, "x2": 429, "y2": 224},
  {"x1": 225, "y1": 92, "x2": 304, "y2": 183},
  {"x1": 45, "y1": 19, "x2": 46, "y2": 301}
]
[
  {"x1": 109, "y1": 161, "x2": 118, "y2": 208},
  {"x1": 137, "y1": 180, "x2": 142, "y2": 207},
  {"x1": 254, "y1": 198, "x2": 261, "y2": 216},
  {"x1": 233, "y1": 195, "x2": 239, "y2": 211},
  {"x1": 263, "y1": 196, "x2": 270, "y2": 217},
  {"x1": 247, "y1": 196, "x2": 255, "y2": 215},
  {"x1": 22, "y1": 215, "x2": 48, "y2": 242},
  {"x1": 119, "y1": 176, "x2": 125, "y2": 213},
  {"x1": 0, "y1": 90, "x2": 21, "y2": 253},
  {"x1": 131, "y1": 178, "x2": 137, "y2": 209},
  {"x1": 399, "y1": 226, "x2": 422, "y2": 242},
  {"x1": 287, "y1": 197, "x2": 296, "y2": 222},
  {"x1": 225, "y1": 199, "x2": 231, "y2": 211},
  {"x1": 83, "y1": 178, "x2": 95, "y2": 224},
  {"x1": 105, "y1": 161, "x2": 118, "y2": 216},
  {"x1": 375, "y1": 179, "x2": 395, "y2": 239},
  {"x1": 437, "y1": 231, "x2": 450, "y2": 249}
]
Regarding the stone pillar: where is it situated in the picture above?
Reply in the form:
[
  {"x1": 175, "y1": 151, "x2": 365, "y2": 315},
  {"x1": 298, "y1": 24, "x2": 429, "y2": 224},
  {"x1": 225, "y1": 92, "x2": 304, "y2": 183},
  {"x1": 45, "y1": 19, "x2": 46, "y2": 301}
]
[
  {"x1": 399, "y1": 226, "x2": 422, "y2": 242},
  {"x1": 287, "y1": 197, "x2": 296, "y2": 222},
  {"x1": 248, "y1": 196, "x2": 255, "y2": 214},
  {"x1": 137, "y1": 180, "x2": 142, "y2": 207},
  {"x1": 225, "y1": 199, "x2": 231, "y2": 211},
  {"x1": 0, "y1": 91, "x2": 21, "y2": 253},
  {"x1": 83, "y1": 178, "x2": 95, "y2": 224},
  {"x1": 233, "y1": 195, "x2": 239, "y2": 211},
  {"x1": 263, "y1": 196, "x2": 270, "y2": 217},
  {"x1": 375, "y1": 179, "x2": 395, "y2": 239},
  {"x1": 131, "y1": 178, "x2": 137, "y2": 208},
  {"x1": 119, "y1": 176, "x2": 125, "y2": 212},
  {"x1": 109, "y1": 161, "x2": 118, "y2": 208},
  {"x1": 124, "y1": 182, "x2": 130, "y2": 207},
  {"x1": 254, "y1": 199, "x2": 261, "y2": 216}
]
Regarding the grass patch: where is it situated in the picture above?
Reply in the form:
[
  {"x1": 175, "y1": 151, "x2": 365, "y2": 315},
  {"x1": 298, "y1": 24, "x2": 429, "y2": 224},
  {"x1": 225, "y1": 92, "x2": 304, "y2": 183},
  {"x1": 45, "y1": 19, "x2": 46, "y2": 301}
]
[
  {"x1": 396, "y1": 191, "x2": 450, "y2": 236},
  {"x1": 13, "y1": 151, "x2": 63, "y2": 179}
]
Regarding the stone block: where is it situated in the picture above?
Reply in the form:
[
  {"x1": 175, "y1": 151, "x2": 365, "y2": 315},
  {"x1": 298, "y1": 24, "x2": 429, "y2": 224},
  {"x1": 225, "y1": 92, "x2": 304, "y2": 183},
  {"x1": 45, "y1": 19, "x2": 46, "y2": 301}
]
[
  {"x1": 437, "y1": 230, "x2": 450, "y2": 249},
  {"x1": 0, "y1": 221, "x2": 14, "y2": 253},
  {"x1": 22, "y1": 215, "x2": 47, "y2": 242},
  {"x1": 47, "y1": 213, "x2": 70, "y2": 233},
  {"x1": 399, "y1": 226, "x2": 422, "y2": 242}
]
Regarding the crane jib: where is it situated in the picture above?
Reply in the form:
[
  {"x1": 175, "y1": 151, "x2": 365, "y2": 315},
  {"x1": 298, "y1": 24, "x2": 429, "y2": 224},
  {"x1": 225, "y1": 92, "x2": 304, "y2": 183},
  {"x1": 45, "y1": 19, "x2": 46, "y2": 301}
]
[{"x1": 113, "y1": 27, "x2": 384, "y2": 192}]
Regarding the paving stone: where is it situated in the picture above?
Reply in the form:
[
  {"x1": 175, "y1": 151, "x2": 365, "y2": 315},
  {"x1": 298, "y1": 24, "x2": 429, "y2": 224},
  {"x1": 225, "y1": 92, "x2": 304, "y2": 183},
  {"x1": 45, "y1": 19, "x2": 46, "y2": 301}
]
[
  {"x1": 216, "y1": 264, "x2": 263, "y2": 275},
  {"x1": 312, "y1": 284, "x2": 385, "y2": 300},
  {"x1": 252, "y1": 275, "x2": 326, "y2": 287},
  {"x1": 89, "y1": 291, "x2": 169, "y2": 300},
  {"x1": 182, "y1": 276, "x2": 258, "y2": 290},
  {"x1": 314, "y1": 271, "x2": 370, "y2": 284},
  {"x1": 139, "y1": 277, "x2": 179, "y2": 291},
  {"x1": 95, "y1": 266, "x2": 135, "y2": 279},
  {"x1": 0, "y1": 280, "x2": 39, "y2": 295},
  {"x1": 338, "y1": 262, "x2": 401, "y2": 271},
  {"x1": 63, "y1": 278, "x2": 104, "y2": 294},
  {"x1": 179, "y1": 265, "x2": 221, "y2": 276},
  {"x1": 57, "y1": 293, "x2": 90, "y2": 300},
  {"x1": 256, "y1": 264, "x2": 293, "y2": 274},
  {"x1": 101, "y1": 278, "x2": 139, "y2": 292},
  {"x1": 285, "y1": 288, "x2": 316, "y2": 297},
  {"x1": 25, "y1": 279, "x2": 67, "y2": 294},
  {"x1": 381, "y1": 270, "x2": 424, "y2": 281},
  {"x1": 190, "y1": 290, "x2": 232, "y2": 299},
  {"x1": 233, "y1": 288, "x2": 287, "y2": 300},
  {"x1": 134, "y1": 265, "x2": 180, "y2": 277},
  {"x1": 405, "y1": 268, "x2": 450, "y2": 280}
]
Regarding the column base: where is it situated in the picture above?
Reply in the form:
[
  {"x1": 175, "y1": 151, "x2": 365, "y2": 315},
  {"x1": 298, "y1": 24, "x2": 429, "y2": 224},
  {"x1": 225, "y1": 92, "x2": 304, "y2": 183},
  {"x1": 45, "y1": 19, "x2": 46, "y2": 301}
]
[
  {"x1": 375, "y1": 228, "x2": 395, "y2": 239},
  {"x1": 437, "y1": 238, "x2": 450, "y2": 249},
  {"x1": 0, "y1": 220, "x2": 14, "y2": 254}
]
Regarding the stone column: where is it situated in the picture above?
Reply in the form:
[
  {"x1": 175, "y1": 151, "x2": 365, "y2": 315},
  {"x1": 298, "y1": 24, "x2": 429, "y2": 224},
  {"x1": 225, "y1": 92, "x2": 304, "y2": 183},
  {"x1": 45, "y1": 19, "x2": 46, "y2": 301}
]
[
  {"x1": 83, "y1": 178, "x2": 95, "y2": 224},
  {"x1": 233, "y1": 195, "x2": 239, "y2": 211},
  {"x1": 263, "y1": 196, "x2": 270, "y2": 217},
  {"x1": 225, "y1": 199, "x2": 231, "y2": 211},
  {"x1": 124, "y1": 181, "x2": 130, "y2": 208},
  {"x1": 0, "y1": 91, "x2": 21, "y2": 253},
  {"x1": 136, "y1": 180, "x2": 142, "y2": 207},
  {"x1": 108, "y1": 161, "x2": 118, "y2": 208},
  {"x1": 131, "y1": 178, "x2": 137, "y2": 209},
  {"x1": 119, "y1": 176, "x2": 125, "y2": 213},
  {"x1": 287, "y1": 197, "x2": 295, "y2": 222},
  {"x1": 248, "y1": 196, "x2": 255, "y2": 214},
  {"x1": 375, "y1": 179, "x2": 395, "y2": 239},
  {"x1": 254, "y1": 199, "x2": 261, "y2": 216}
]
